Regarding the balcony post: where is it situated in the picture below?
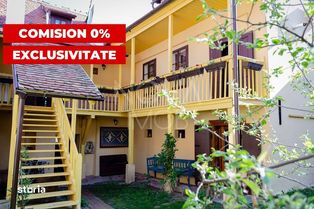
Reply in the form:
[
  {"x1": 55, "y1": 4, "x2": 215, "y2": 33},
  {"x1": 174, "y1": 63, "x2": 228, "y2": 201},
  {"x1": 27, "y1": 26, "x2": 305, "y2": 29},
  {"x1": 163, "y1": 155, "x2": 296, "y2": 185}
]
[
  {"x1": 131, "y1": 38, "x2": 136, "y2": 85},
  {"x1": 167, "y1": 113, "x2": 175, "y2": 135},
  {"x1": 118, "y1": 64, "x2": 123, "y2": 111},
  {"x1": 126, "y1": 115, "x2": 135, "y2": 183},
  {"x1": 6, "y1": 94, "x2": 19, "y2": 200},
  {"x1": 10, "y1": 93, "x2": 26, "y2": 209},
  {"x1": 126, "y1": 37, "x2": 136, "y2": 183},
  {"x1": 118, "y1": 64, "x2": 122, "y2": 88},
  {"x1": 89, "y1": 64, "x2": 94, "y2": 82},
  {"x1": 168, "y1": 14, "x2": 173, "y2": 72},
  {"x1": 71, "y1": 99, "x2": 78, "y2": 138}
]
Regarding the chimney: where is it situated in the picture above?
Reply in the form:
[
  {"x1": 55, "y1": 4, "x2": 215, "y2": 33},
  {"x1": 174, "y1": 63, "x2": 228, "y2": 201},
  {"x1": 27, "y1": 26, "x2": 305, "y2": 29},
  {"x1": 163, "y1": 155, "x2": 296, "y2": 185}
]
[
  {"x1": 6, "y1": 0, "x2": 26, "y2": 23},
  {"x1": 151, "y1": 0, "x2": 165, "y2": 9}
]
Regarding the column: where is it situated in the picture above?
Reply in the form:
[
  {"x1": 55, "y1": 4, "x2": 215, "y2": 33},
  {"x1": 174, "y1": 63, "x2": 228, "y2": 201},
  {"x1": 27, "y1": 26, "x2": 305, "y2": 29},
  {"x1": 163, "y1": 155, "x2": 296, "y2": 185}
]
[
  {"x1": 126, "y1": 37, "x2": 136, "y2": 183},
  {"x1": 130, "y1": 38, "x2": 136, "y2": 85},
  {"x1": 168, "y1": 14, "x2": 173, "y2": 72},
  {"x1": 89, "y1": 64, "x2": 94, "y2": 82},
  {"x1": 126, "y1": 115, "x2": 135, "y2": 183},
  {"x1": 71, "y1": 99, "x2": 78, "y2": 138},
  {"x1": 6, "y1": 95, "x2": 19, "y2": 200},
  {"x1": 167, "y1": 113, "x2": 175, "y2": 135},
  {"x1": 118, "y1": 64, "x2": 122, "y2": 88}
]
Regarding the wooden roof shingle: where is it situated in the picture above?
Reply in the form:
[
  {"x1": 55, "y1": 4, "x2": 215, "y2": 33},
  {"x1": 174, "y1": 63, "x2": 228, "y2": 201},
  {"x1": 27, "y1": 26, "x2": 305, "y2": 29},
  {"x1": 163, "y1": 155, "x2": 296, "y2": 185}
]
[{"x1": 14, "y1": 64, "x2": 103, "y2": 100}]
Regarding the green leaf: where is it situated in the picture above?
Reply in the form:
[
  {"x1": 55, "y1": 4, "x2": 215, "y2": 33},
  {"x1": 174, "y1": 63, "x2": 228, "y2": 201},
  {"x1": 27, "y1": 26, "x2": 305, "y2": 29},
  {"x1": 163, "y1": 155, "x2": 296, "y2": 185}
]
[
  {"x1": 304, "y1": 139, "x2": 314, "y2": 154},
  {"x1": 271, "y1": 39, "x2": 281, "y2": 45},
  {"x1": 243, "y1": 179, "x2": 261, "y2": 195},
  {"x1": 261, "y1": 119, "x2": 267, "y2": 126},
  {"x1": 301, "y1": 61, "x2": 309, "y2": 68}
]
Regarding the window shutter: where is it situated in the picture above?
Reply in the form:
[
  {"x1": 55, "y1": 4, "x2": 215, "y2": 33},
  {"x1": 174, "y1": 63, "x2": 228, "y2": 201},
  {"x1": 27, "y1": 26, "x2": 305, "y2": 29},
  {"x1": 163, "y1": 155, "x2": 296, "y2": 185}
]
[
  {"x1": 210, "y1": 43, "x2": 223, "y2": 60},
  {"x1": 238, "y1": 31, "x2": 254, "y2": 58},
  {"x1": 209, "y1": 38, "x2": 228, "y2": 60}
]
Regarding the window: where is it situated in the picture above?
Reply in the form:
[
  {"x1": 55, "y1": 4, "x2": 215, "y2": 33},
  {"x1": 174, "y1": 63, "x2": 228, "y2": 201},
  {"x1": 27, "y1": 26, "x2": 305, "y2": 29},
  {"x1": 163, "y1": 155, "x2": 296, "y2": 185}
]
[
  {"x1": 50, "y1": 15, "x2": 71, "y2": 24},
  {"x1": 143, "y1": 59, "x2": 156, "y2": 80},
  {"x1": 173, "y1": 45, "x2": 188, "y2": 71},
  {"x1": 176, "y1": 129, "x2": 185, "y2": 139},
  {"x1": 209, "y1": 38, "x2": 228, "y2": 60},
  {"x1": 146, "y1": 129, "x2": 152, "y2": 138},
  {"x1": 93, "y1": 67, "x2": 98, "y2": 75},
  {"x1": 209, "y1": 31, "x2": 254, "y2": 60}
]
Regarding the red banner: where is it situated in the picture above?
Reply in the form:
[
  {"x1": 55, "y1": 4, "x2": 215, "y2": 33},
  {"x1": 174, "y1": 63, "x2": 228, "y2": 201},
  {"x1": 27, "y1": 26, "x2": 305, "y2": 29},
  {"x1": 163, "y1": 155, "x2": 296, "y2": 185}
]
[
  {"x1": 3, "y1": 24, "x2": 126, "y2": 43},
  {"x1": 3, "y1": 45, "x2": 126, "y2": 64}
]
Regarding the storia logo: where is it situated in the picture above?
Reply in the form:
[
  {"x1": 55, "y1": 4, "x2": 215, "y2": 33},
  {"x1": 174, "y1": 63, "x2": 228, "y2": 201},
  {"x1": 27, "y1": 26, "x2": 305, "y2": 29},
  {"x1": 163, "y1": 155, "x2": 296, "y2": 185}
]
[{"x1": 18, "y1": 185, "x2": 46, "y2": 194}]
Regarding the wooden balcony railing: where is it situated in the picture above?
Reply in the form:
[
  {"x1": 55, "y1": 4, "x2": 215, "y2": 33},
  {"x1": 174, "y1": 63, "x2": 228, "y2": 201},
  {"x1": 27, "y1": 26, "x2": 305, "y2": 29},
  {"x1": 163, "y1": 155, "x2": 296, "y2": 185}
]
[
  {"x1": 0, "y1": 76, "x2": 14, "y2": 106},
  {"x1": 66, "y1": 56, "x2": 265, "y2": 114},
  {"x1": 64, "y1": 93, "x2": 130, "y2": 112}
]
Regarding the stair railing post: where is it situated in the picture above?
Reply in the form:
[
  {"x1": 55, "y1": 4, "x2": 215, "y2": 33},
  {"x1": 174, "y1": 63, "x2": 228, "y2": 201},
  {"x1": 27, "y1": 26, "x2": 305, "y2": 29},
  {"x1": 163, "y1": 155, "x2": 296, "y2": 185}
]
[
  {"x1": 10, "y1": 92, "x2": 26, "y2": 209},
  {"x1": 6, "y1": 94, "x2": 19, "y2": 200}
]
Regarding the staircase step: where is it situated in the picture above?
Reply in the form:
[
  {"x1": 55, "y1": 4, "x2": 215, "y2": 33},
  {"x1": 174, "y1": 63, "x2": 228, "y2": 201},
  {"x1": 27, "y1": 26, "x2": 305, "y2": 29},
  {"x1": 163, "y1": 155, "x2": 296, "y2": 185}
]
[
  {"x1": 22, "y1": 164, "x2": 67, "y2": 169},
  {"x1": 23, "y1": 118, "x2": 57, "y2": 122},
  {"x1": 22, "y1": 136, "x2": 60, "y2": 139},
  {"x1": 25, "y1": 106, "x2": 54, "y2": 112},
  {"x1": 23, "y1": 130, "x2": 59, "y2": 133},
  {"x1": 22, "y1": 143, "x2": 62, "y2": 146},
  {"x1": 24, "y1": 113, "x2": 56, "y2": 117},
  {"x1": 27, "y1": 149, "x2": 64, "y2": 153},
  {"x1": 24, "y1": 200, "x2": 76, "y2": 209},
  {"x1": 29, "y1": 181, "x2": 71, "y2": 188},
  {"x1": 21, "y1": 172, "x2": 69, "y2": 179},
  {"x1": 23, "y1": 124, "x2": 58, "y2": 127},
  {"x1": 21, "y1": 156, "x2": 65, "y2": 161},
  {"x1": 27, "y1": 190, "x2": 73, "y2": 200}
]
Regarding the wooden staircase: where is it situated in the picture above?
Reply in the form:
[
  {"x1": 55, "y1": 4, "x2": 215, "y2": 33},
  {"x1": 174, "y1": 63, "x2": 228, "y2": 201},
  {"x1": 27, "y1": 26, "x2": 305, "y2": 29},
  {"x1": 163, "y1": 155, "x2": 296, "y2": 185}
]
[{"x1": 7, "y1": 99, "x2": 82, "y2": 209}]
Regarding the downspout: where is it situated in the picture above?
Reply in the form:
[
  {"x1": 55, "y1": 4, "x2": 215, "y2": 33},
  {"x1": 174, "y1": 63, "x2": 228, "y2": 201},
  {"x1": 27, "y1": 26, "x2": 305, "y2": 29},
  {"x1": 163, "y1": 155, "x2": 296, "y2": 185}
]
[
  {"x1": 46, "y1": 9, "x2": 51, "y2": 24},
  {"x1": 231, "y1": 0, "x2": 240, "y2": 144}
]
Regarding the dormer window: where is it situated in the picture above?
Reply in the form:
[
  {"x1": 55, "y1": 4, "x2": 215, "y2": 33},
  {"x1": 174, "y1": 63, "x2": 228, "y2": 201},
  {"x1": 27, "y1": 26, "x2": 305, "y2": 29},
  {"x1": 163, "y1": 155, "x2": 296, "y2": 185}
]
[{"x1": 50, "y1": 14, "x2": 71, "y2": 24}]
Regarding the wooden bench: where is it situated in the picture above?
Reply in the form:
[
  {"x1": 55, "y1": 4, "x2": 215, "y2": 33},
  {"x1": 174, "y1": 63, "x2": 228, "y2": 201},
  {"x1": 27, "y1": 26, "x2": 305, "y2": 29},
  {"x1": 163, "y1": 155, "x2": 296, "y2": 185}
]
[{"x1": 146, "y1": 157, "x2": 195, "y2": 187}]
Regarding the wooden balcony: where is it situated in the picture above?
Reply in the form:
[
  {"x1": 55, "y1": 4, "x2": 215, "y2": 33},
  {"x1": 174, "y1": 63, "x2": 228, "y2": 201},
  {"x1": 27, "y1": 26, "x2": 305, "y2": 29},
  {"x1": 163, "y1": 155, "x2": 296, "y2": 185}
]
[
  {"x1": 67, "y1": 56, "x2": 266, "y2": 117},
  {"x1": 0, "y1": 57, "x2": 265, "y2": 116}
]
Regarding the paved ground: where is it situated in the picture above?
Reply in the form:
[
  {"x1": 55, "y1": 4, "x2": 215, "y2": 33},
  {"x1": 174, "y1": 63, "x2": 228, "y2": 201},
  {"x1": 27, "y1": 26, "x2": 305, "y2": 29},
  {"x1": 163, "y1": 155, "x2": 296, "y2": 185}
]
[
  {"x1": 82, "y1": 190, "x2": 113, "y2": 209},
  {"x1": 82, "y1": 175, "x2": 125, "y2": 186}
]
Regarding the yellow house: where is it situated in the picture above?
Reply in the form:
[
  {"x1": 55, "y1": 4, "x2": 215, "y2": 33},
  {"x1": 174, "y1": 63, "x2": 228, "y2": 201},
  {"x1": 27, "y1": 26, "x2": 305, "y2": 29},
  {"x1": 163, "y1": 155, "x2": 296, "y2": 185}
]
[
  {"x1": 0, "y1": 0, "x2": 269, "y2": 208},
  {"x1": 81, "y1": 0, "x2": 268, "y2": 181}
]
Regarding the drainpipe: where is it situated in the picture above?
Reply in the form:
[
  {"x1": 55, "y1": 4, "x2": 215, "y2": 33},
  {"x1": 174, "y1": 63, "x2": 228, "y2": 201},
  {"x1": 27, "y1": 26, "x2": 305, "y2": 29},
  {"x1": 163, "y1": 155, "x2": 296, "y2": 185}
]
[
  {"x1": 10, "y1": 92, "x2": 26, "y2": 209},
  {"x1": 231, "y1": 0, "x2": 240, "y2": 144},
  {"x1": 46, "y1": 10, "x2": 51, "y2": 24}
]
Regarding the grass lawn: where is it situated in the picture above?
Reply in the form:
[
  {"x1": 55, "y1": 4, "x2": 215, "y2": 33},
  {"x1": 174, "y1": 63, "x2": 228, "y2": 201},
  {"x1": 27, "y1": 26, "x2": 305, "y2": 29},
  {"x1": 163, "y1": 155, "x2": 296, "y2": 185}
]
[
  {"x1": 87, "y1": 182, "x2": 223, "y2": 209},
  {"x1": 86, "y1": 181, "x2": 314, "y2": 209},
  {"x1": 86, "y1": 182, "x2": 185, "y2": 209}
]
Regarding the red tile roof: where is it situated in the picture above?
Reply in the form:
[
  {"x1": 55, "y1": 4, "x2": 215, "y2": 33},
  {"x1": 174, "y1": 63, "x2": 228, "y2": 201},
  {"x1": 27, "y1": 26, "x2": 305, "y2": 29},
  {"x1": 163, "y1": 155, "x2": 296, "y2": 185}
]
[
  {"x1": 14, "y1": 63, "x2": 103, "y2": 100},
  {"x1": 0, "y1": 0, "x2": 7, "y2": 26},
  {"x1": 0, "y1": 0, "x2": 86, "y2": 25}
]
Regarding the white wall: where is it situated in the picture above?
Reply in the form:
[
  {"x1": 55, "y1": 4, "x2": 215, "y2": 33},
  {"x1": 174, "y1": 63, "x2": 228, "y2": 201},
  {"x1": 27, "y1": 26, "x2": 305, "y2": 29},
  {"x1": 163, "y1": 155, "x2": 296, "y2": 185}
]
[{"x1": 267, "y1": 0, "x2": 314, "y2": 192}]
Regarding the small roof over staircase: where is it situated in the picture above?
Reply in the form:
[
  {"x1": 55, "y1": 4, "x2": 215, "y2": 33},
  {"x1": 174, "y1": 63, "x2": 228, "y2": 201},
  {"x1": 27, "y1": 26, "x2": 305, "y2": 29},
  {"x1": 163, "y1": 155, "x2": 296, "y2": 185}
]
[{"x1": 13, "y1": 63, "x2": 103, "y2": 100}]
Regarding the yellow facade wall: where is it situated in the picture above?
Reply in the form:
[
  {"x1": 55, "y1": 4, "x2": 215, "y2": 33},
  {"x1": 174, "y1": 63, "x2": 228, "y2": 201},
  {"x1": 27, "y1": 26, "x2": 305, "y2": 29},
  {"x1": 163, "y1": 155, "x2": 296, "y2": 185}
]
[
  {"x1": 76, "y1": 116, "x2": 128, "y2": 177},
  {"x1": 134, "y1": 111, "x2": 219, "y2": 174},
  {"x1": 101, "y1": 1, "x2": 267, "y2": 87}
]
